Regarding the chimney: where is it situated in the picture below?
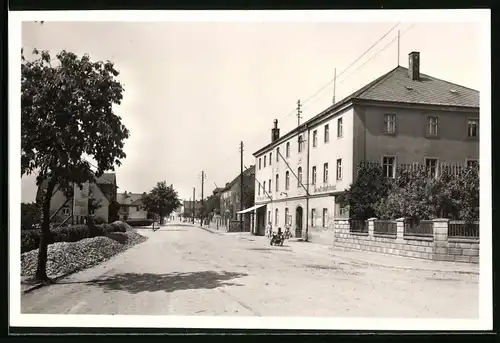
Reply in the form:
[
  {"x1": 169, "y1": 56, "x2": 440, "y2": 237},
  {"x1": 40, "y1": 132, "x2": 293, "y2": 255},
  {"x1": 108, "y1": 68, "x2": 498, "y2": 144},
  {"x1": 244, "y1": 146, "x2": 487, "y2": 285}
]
[
  {"x1": 408, "y1": 51, "x2": 420, "y2": 81},
  {"x1": 271, "y1": 119, "x2": 280, "y2": 142}
]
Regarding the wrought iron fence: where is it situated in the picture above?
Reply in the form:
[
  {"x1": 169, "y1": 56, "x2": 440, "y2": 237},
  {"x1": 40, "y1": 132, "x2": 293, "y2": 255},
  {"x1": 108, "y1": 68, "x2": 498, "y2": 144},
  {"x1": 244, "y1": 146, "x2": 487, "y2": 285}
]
[
  {"x1": 448, "y1": 221, "x2": 479, "y2": 239},
  {"x1": 403, "y1": 219, "x2": 433, "y2": 237},
  {"x1": 349, "y1": 218, "x2": 368, "y2": 234},
  {"x1": 374, "y1": 220, "x2": 397, "y2": 236}
]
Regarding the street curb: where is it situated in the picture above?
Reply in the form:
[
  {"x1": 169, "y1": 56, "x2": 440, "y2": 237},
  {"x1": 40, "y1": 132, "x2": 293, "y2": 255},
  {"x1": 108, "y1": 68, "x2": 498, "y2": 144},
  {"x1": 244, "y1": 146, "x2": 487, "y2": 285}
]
[
  {"x1": 198, "y1": 225, "x2": 225, "y2": 235},
  {"x1": 22, "y1": 270, "x2": 74, "y2": 294}
]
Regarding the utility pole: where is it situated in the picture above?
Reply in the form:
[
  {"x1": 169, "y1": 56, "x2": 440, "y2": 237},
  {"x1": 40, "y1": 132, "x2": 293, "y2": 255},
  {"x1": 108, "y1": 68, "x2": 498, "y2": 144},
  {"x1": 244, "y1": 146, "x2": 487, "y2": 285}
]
[
  {"x1": 201, "y1": 171, "x2": 206, "y2": 227},
  {"x1": 239, "y1": 141, "x2": 244, "y2": 231},
  {"x1": 192, "y1": 187, "x2": 195, "y2": 224},
  {"x1": 297, "y1": 99, "x2": 302, "y2": 127},
  {"x1": 397, "y1": 29, "x2": 400, "y2": 66}
]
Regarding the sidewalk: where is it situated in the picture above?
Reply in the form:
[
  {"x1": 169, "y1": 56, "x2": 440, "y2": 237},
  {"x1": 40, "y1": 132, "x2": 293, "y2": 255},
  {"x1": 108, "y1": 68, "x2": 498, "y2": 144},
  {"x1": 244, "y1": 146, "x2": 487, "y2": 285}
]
[
  {"x1": 191, "y1": 223, "x2": 479, "y2": 274},
  {"x1": 288, "y1": 240, "x2": 479, "y2": 275}
]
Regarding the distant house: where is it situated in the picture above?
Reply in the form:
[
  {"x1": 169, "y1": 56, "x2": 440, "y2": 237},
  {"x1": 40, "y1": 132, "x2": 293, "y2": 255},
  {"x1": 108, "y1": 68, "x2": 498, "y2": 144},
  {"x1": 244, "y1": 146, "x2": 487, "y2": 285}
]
[
  {"x1": 219, "y1": 165, "x2": 256, "y2": 230},
  {"x1": 36, "y1": 173, "x2": 118, "y2": 224},
  {"x1": 183, "y1": 200, "x2": 202, "y2": 218},
  {"x1": 117, "y1": 191, "x2": 148, "y2": 221}
]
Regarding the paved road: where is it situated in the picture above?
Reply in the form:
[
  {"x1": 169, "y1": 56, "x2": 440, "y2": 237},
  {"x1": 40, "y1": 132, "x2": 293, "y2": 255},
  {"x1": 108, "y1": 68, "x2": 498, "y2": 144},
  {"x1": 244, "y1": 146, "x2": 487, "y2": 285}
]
[{"x1": 21, "y1": 224, "x2": 478, "y2": 318}]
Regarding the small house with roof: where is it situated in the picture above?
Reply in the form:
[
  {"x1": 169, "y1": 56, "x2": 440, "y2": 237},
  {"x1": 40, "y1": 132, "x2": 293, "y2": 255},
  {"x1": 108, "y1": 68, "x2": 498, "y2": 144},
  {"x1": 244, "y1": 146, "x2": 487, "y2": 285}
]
[{"x1": 117, "y1": 191, "x2": 148, "y2": 221}]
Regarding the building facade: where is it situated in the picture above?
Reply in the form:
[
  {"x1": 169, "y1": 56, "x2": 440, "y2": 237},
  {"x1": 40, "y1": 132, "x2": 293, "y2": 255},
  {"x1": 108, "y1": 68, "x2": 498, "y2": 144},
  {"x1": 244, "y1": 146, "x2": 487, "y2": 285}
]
[
  {"x1": 252, "y1": 52, "x2": 480, "y2": 243},
  {"x1": 36, "y1": 173, "x2": 118, "y2": 224},
  {"x1": 218, "y1": 165, "x2": 256, "y2": 229},
  {"x1": 117, "y1": 191, "x2": 148, "y2": 221}
]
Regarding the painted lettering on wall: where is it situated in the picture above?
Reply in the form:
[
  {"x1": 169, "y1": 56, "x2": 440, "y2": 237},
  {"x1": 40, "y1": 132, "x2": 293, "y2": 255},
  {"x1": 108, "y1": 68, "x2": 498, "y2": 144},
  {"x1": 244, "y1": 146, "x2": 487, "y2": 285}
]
[{"x1": 314, "y1": 184, "x2": 336, "y2": 193}]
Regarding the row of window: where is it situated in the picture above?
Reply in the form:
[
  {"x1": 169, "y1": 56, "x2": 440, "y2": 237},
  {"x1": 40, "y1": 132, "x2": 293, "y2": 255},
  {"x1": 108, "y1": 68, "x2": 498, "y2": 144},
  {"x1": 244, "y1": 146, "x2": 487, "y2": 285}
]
[
  {"x1": 257, "y1": 159, "x2": 343, "y2": 195},
  {"x1": 258, "y1": 115, "x2": 480, "y2": 171},
  {"x1": 268, "y1": 208, "x2": 329, "y2": 228},
  {"x1": 61, "y1": 207, "x2": 96, "y2": 215},
  {"x1": 381, "y1": 156, "x2": 479, "y2": 178},
  {"x1": 258, "y1": 118, "x2": 344, "y2": 170},
  {"x1": 383, "y1": 114, "x2": 479, "y2": 138}
]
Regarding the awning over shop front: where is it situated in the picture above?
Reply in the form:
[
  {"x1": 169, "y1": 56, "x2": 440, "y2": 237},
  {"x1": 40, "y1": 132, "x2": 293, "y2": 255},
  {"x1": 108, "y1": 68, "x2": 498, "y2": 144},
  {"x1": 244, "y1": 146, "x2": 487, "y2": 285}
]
[{"x1": 237, "y1": 203, "x2": 266, "y2": 214}]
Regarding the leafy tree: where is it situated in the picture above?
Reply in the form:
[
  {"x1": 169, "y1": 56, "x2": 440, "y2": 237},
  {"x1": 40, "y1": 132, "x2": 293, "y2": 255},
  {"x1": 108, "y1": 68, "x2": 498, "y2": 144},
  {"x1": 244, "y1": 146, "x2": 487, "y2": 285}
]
[
  {"x1": 141, "y1": 181, "x2": 182, "y2": 225},
  {"x1": 343, "y1": 162, "x2": 392, "y2": 219},
  {"x1": 21, "y1": 202, "x2": 41, "y2": 230},
  {"x1": 21, "y1": 49, "x2": 130, "y2": 282},
  {"x1": 108, "y1": 200, "x2": 121, "y2": 223},
  {"x1": 374, "y1": 165, "x2": 479, "y2": 222}
]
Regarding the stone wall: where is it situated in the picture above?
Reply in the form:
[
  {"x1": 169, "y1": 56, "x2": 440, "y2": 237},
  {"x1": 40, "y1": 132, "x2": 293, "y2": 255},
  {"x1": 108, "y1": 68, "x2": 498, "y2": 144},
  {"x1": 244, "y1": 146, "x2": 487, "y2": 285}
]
[{"x1": 332, "y1": 218, "x2": 479, "y2": 264}]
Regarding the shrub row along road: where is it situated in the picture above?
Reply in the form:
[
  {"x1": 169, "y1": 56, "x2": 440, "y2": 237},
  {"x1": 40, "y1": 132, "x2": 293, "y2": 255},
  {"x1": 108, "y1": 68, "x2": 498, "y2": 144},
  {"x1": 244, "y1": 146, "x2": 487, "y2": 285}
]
[{"x1": 21, "y1": 224, "x2": 478, "y2": 318}]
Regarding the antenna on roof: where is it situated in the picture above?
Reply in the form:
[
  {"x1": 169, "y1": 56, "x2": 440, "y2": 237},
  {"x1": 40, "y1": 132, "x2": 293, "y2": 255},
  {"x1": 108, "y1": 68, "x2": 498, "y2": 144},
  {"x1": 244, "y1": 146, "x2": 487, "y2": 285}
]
[
  {"x1": 397, "y1": 29, "x2": 400, "y2": 66},
  {"x1": 332, "y1": 68, "x2": 337, "y2": 104}
]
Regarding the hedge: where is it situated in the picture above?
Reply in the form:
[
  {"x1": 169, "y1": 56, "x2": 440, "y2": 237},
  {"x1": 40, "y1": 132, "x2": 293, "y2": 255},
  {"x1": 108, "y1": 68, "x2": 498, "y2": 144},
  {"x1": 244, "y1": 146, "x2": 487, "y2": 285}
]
[
  {"x1": 125, "y1": 219, "x2": 154, "y2": 227},
  {"x1": 21, "y1": 223, "x2": 126, "y2": 253}
]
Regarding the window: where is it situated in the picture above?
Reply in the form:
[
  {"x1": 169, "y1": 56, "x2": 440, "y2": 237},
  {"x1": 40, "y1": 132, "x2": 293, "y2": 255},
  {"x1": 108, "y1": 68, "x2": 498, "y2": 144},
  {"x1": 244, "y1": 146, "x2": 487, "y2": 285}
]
[
  {"x1": 297, "y1": 167, "x2": 302, "y2": 187},
  {"x1": 324, "y1": 124, "x2": 330, "y2": 143},
  {"x1": 89, "y1": 208, "x2": 96, "y2": 215},
  {"x1": 285, "y1": 208, "x2": 289, "y2": 226},
  {"x1": 276, "y1": 147, "x2": 280, "y2": 162},
  {"x1": 467, "y1": 160, "x2": 479, "y2": 168},
  {"x1": 276, "y1": 174, "x2": 279, "y2": 192},
  {"x1": 62, "y1": 207, "x2": 70, "y2": 215},
  {"x1": 337, "y1": 117, "x2": 343, "y2": 137},
  {"x1": 259, "y1": 158, "x2": 261, "y2": 170},
  {"x1": 336, "y1": 159, "x2": 342, "y2": 180},
  {"x1": 427, "y1": 116, "x2": 438, "y2": 136},
  {"x1": 468, "y1": 119, "x2": 479, "y2": 138},
  {"x1": 136, "y1": 206, "x2": 140, "y2": 211},
  {"x1": 268, "y1": 179, "x2": 272, "y2": 193},
  {"x1": 313, "y1": 130, "x2": 318, "y2": 147},
  {"x1": 312, "y1": 166, "x2": 317, "y2": 185},
  {"x1": 322, "y1": 208, "x2": 328, "y2": 228},
  {"x1": 323, "y1": 163, "x2": 329, "y2": 183},
  {"x1": 298, "y1": 135, "x2": 304, "y2": 153},
  {"x1": 382, "y1": 156, "x2": 396, "y2": 178},
  {"x1": 384, "y1": 114, "x2": 396, "y2": 133},
  {"x1": 269, "y1": 152, "x2": 272, "y2": 166},
  {"x1": 425, "y1": 158, "x2": 438, "y2": 177},
  {"x1": 286, "y1": 142, "x2": 290, "y2": 157},
  {"x1": 264, "y1": 156, "x2": 267, "y2": 167},
  {"x1": 311, "y1": 209, "x2": 316, "y2": 227},
  {"x1": 275, "y1": 209, "x2": 279, "y2": 226},
  {"x1": 263, "y1": 181, "x2": 266, "y2": 194},
  {"x1": 268, "y1": 210, "x2": 271, "y2": 224},
  {"x1": 285, "y1": 171, "x2": 290, "y2": 190},
  {"x1": 258, "y1": 182, "x2": 261, "y2": 195}
]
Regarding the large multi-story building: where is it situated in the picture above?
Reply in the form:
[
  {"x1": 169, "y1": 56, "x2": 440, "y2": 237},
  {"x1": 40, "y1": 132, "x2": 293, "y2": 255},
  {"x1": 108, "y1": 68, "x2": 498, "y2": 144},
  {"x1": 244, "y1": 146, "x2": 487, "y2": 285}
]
[{"x1": 252, "y1": 52, "x2": 480, "y2": 242}]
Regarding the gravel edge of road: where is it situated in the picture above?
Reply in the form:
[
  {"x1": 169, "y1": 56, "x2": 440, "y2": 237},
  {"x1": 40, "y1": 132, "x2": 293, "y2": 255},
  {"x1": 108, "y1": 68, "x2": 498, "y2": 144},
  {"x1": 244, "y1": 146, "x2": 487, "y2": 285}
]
[{"x1": 22, "y1": 228, "x2": 149, "y2": 294}]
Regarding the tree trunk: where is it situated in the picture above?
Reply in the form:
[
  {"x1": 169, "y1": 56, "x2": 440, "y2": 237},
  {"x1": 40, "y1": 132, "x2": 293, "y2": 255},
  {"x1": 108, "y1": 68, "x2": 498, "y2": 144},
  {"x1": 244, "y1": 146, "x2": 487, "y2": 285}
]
[{"x1": 35, "y1": 176, "x2": 56, "y2": 282}]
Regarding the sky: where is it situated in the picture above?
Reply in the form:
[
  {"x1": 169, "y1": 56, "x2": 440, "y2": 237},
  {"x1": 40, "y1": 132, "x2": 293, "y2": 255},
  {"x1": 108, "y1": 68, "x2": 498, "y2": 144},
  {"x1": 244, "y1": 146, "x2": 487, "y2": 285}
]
[{"x1": 20, "y1": 19, "x2": 482, "y2": 202}]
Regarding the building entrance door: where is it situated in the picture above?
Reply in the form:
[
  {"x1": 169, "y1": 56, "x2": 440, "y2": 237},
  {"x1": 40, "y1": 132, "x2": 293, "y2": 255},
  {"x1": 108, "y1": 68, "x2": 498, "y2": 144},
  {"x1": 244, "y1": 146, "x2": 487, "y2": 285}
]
[{"x1": 295, "y1": 206, "x2": 303, "y2": 238}]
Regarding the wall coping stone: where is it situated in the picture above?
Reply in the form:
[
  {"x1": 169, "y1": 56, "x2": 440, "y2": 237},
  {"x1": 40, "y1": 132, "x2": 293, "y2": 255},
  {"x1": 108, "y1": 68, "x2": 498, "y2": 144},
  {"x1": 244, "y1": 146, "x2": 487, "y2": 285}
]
[
  {"x1": 367, "y1": 217, "x2": 378, "y2": 221},
  {"x1": 448, "y1": 237, "x2": 480, "y2": 243},
  {"x1": 396, "y1": 217, "x2": 406, "y2": 222},
  {"x1": 403, "y1": 235, "x2": 434, "y2": 242},
  {"x1": 374, "y1": 233, "x2": 397, "y2": 239},
  {"x1": 433, "y1": 218, "x2": 450, "y2": 222},
  {"x1": 349, "y1": 232, "x2": 369, "y2": 237}
]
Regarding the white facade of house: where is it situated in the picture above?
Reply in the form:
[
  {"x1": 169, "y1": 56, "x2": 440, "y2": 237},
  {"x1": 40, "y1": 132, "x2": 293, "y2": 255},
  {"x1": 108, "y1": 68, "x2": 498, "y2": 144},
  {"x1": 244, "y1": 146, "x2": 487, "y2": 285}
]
[{"x1": 254, "y1": 105, "x2": 354, "y2": 242}]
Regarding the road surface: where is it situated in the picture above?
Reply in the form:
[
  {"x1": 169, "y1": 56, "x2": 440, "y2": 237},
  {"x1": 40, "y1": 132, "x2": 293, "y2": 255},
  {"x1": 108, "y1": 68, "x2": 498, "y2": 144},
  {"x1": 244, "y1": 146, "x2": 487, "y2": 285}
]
[{"x1": 21, "y1": 224, "x2": 479, "y2": 318}]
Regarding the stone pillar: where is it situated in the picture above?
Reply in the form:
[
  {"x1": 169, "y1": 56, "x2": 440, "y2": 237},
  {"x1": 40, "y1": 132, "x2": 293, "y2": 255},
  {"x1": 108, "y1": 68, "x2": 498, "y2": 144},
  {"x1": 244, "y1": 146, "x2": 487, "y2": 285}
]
[
  {"x1": 433, "y1": 218, "x2": 450, "y2": 260},
  {"x1": 396, "y1": 217, "x2": 405, "y2": 242},
  {"x1": 367, "y1": 218, "x2": 376, "y2": 237}
]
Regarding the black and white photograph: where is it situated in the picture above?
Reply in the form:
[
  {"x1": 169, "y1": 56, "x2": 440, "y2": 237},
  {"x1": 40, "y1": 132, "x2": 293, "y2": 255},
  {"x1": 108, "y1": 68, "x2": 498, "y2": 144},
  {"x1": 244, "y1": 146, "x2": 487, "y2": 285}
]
[{"x1": 9, "y1": 9, "x2": 491, "y2": 331}]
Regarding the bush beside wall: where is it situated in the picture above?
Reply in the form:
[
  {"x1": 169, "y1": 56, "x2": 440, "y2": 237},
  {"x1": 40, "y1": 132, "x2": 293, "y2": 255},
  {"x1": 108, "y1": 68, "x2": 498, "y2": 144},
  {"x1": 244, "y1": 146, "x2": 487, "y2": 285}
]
[
  {"x1": 125, "y1": 219, "x2": 154, "y2": 227},
  {"x1": 21, "y1": 223, "x2": 127, "y2": 253}
]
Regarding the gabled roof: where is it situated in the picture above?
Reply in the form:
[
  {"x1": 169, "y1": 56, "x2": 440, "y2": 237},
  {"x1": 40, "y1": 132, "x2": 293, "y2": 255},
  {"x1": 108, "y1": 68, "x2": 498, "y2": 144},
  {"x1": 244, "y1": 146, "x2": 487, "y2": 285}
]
[
  {"x1": 38, "y1": 172, "x2": 117, "y2": 190},
  {"x1": 254, "y1": 65, "x2": 479, "y2": 156},
  {"x1": 355, "y1": 66, "x2": 479, "y2": 108},
  {"x1": 117, "y1": 192, "x2": 143, "y2": 205},
  {"x1": 221, "y1": 165, "x2": 256, "y2": 192}
]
